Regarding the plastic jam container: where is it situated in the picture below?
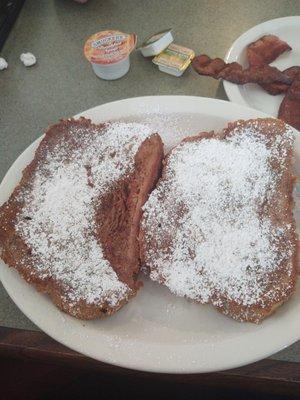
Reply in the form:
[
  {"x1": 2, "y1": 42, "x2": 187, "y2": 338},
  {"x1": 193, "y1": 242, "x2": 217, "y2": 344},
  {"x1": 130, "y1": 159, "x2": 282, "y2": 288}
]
[{"x1": 84, "y1": 30, "x2": 137, "y2": 80}]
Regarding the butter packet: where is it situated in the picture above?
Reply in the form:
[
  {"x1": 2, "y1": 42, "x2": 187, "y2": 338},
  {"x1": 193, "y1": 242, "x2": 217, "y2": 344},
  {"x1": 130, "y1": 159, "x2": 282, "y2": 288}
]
[
  {"x1": 138, "y1": 28, "x2": 173, "y2": 57},
  {"x1": 152, "y1": 43, "x2": 195, "y2": 76}
]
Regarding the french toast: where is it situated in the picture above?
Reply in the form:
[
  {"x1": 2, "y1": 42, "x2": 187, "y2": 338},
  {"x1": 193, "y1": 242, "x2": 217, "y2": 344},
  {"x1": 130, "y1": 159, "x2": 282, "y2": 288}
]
[
  {"x1": 0, "y1": 118, "x2": 163, "y2": 319},
  {"x1": 140, "y1": 118, "x2": 298, "y2": 323}
]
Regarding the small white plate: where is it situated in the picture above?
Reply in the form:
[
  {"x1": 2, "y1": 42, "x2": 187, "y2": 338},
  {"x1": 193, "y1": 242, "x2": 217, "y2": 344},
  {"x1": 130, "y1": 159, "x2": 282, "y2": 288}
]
[
  {"x1": 223, "y1": 16, "x2": 300, "y2": 115},
  {"x1": 1, "y1": 96, "x2": 300, "y2": 373}
]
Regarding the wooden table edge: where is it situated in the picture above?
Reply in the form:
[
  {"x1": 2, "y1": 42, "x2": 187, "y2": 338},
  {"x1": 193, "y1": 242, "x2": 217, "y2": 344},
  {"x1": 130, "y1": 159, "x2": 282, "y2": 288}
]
[{"x1": 0, "y1": 325, "x2": 300, "y2": 395}]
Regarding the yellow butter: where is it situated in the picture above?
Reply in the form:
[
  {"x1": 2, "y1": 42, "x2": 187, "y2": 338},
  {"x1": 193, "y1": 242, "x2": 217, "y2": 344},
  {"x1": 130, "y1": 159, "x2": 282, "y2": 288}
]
[{"x1": 152, "y1": 43, "x2": 195, "y2": 72}]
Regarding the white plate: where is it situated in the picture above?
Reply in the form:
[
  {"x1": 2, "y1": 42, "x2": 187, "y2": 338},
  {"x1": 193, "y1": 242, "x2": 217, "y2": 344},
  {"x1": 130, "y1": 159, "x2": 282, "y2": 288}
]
[
  {"x1": 223, "y1": 16, "x2": 300, "y2": 115},
  {"x1": 1, "y1": 96, "x2": 300, "y2": 374}
]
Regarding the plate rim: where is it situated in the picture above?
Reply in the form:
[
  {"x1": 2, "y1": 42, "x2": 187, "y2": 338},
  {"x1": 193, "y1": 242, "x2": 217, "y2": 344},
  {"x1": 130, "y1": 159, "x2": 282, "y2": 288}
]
[
  {"x1": 1, "y1": 95, "x2": 300, "y2": 374},
  {"x1": 223, "y1": 16, "x2": 300, "y2": 108}
]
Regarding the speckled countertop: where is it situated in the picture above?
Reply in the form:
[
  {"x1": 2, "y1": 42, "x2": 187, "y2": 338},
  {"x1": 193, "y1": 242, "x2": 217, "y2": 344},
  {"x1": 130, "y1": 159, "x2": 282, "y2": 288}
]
[{"x1": 0, "y1": 0, "x2": 299, "y2": 362}]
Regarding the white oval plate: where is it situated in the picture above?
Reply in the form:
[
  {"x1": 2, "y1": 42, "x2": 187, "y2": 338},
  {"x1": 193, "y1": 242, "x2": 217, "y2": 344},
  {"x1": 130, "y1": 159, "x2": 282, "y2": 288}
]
[
  {"x1": 1, "y1": 96, "x2": 300, "y2": 374},
  {"x1": 223, "y1": 16, "x2": 300, "y2": 115}
]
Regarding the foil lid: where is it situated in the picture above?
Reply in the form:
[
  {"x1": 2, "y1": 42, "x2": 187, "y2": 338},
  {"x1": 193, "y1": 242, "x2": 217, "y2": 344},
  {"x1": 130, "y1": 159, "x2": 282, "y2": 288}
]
[{"x1": 84, "y1": 30, "x2": 137, "y2": 65}]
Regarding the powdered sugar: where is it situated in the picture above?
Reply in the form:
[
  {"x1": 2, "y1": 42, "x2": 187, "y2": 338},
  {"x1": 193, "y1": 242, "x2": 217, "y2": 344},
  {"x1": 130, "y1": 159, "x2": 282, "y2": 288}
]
[
  {"x1": 115, "y1": 113, "x2": 199, "y2": 151},
  {"x1": 142, "y1": 120, "x2": 295, "y2": 308},
  {"x1": 16, "y1": 121, "x2": 152, "y2": 307}
]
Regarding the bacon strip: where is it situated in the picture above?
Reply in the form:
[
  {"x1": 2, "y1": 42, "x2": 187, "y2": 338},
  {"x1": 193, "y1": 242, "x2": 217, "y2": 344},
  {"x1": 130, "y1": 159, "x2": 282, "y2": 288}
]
[
  {"x1": 218, "y1": 64, "x2": 292, "y2": 85},
  {"x1": 191, "y1": 55, "x2": 225, "y2": 78},
  {"x1": 278, "y1": 73, "x2": 300, "y2": 130},
  {"x1": 247, "y1": 35, "x2": 291, "y2": 67},
  {"x1": 192, "y1": 55, "x2": 293, "y2": 85},
  {"x1": 260, "y1": 66, "x2": 300, "y2": 95}
]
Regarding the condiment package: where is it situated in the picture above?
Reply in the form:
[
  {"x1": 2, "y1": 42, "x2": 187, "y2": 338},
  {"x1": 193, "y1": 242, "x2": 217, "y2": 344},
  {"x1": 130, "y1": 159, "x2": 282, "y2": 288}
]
[
  {"x1": 137, "y1": 29, "x2": 173, "y2": 57},
  {"x1": 139, "y1": 29, "x2": 194, "y2": 77},
  {"x1": 152, "y1": 43, "x2": 195, "y2": 77},
  {"x1": 84, "y1": 30, "x2": 137, "y2": 80}
]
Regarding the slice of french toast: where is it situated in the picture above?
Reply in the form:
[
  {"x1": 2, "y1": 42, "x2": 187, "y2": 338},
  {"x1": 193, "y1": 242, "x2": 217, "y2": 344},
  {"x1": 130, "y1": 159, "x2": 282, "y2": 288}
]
[
  {"x1": 140, "y1": 118, "x2": 298, "y2": 323},
  {"x1": 0, "y1": 117, "x2": 163, "y2": 319}
]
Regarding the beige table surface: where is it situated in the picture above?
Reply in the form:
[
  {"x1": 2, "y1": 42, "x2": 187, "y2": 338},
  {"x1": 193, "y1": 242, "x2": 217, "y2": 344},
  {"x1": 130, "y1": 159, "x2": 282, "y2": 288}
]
[{"x1": 0, "y1": 0, "x2": 300, "y2": 362}]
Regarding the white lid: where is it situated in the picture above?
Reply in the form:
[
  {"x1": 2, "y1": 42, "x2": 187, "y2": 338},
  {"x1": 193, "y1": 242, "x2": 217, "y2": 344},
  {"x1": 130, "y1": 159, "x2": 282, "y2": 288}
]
[{"x1": 138, "y1": 29, "x2": 173, "y2": 57}]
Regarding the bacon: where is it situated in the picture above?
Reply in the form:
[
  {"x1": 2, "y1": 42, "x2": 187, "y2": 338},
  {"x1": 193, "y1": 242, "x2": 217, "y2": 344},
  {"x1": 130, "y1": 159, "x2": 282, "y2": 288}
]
[
  {"x1": 278, "y1": 72, "x2": 300, "y2": 130},
  {"x1": 219, "y1": 64, "x2": 292, "y2": 85},
  {"x1": 191, "y1": 55, "x2": 226, "y2": 78},
  {"x1": 192, "y1": 55, "x2": 293, "y2": 85},
  {"x1": 260, "y1": 66, "x2": 300, "y2": 95},
  {"x1": 247, "y1": 35, "x2": 292, "y2": 67},
  {"x1": 192, "y1": 35, "x2": 298, "y2": 102}
]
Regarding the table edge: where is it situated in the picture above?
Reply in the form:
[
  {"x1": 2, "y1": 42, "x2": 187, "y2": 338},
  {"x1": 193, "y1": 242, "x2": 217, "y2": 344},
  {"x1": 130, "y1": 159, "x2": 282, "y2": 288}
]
[{"x1": 0, "y1": 326, "x2": 299, "y2": 379}]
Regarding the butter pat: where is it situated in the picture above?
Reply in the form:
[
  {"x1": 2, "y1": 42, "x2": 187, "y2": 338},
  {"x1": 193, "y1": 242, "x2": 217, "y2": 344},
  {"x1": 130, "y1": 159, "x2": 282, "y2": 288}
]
[{"x1": 152, "y1": 44, "x2": 195, "y2": 77}]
